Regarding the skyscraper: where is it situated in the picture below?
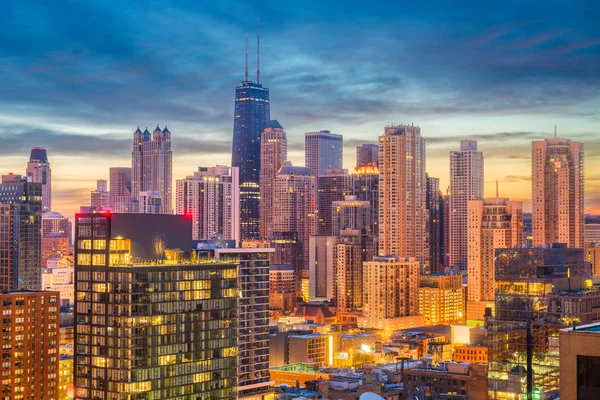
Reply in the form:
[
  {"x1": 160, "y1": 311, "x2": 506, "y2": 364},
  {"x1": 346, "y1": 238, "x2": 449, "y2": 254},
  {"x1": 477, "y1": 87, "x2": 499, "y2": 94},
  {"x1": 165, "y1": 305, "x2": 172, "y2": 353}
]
[
  {"x1": 109, "y1": 167, "x2": 132, "y2": 213},
  {"x1": 308, "y1": 236, "x2": 336, "y2": 301},
  {"x1": 333, "y1": 231, "x2": 372, "y2": 313},
  {"x1": 305, "y1": 130, "x2": 343, "y2": 177},
  {"x1": 426, "y1": 175, "x2": 442, "y2": 273},
  {"x1": 273, "y1": 162, "x2": 316, "y2": 272},
  {"x1": 232, "y1": 36, "x2": 270, "y2": 240},
  {"x1": 0, "y1": 174, "x2": 42, "y2": 291},
  {"x1": 450, "y1": 139, "x2": 484, "y2": 270},
  {"x1": 356, "y1": 143, "x2": 378, "y2": 167},
  {"x1": 26, "y1": 147, "x2": 51, "y2": 212},
  {"x1": 378, "y1": 125, "x2": 427, "y2": 268},
  {"x1": 331, "y1": 196, "x2": 371, "y2": 236},
  {"x1": 131, "y1": 125, "x2": 173, "y2": 214},
  {"x1": 467, "y1": 197, "x2": 523, "y2": 319},
  {"x1": 259, "y1": 120, "x2": 287, "y2": 239},
  {"x1": 41, "y1": 211, "x2": 71, "y2": 268},
  {"x1": 316, "y1": 168, "x2": 353, "y2": 236},
  {"x1": 90, "y1": 179, "x2": 109, "y2": 208},
  {"x1": 353, "y1": 164, "x2": 379, "y2": 238},
  {"x1": 176, "y1": 165, "x2": 240, "y2": 243},
  {"x1": 532, "y1": 137, "x2": 584, "y2": 248}
]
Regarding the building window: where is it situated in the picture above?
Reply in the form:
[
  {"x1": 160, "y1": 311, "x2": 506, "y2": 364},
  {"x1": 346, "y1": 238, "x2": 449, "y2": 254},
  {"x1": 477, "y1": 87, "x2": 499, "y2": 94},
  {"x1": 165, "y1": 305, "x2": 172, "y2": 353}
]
[{"x1": 578, "y1": 355, "x2": 600, "y2": 400}]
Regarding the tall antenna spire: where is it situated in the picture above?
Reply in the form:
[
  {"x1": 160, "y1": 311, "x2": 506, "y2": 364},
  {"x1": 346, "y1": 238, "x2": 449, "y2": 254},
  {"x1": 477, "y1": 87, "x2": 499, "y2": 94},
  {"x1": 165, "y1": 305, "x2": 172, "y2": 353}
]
[
  {"x1": 496, "y1": 180, "x2": 499, "y2": 198},
  {"x1": 257, "y1": 19, "x2": 260, "y2": 83},
  {"x1": 245, "y1": 35, "x2": 249, "y2": 82},
  {"x1": 554, "y1": 124, "x2": 557, "y2": 138}
]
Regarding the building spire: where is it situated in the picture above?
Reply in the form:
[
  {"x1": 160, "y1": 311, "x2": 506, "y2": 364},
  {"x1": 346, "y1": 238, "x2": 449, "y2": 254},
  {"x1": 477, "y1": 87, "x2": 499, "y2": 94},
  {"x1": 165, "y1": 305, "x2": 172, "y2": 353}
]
[
  {"x1": 245, "y1": 35, "x2": 249, "y2": 82},
  {"x1": 496, "y1": 180, "x2": 499, "y2": 198},
  {"x1": 257, "y1": 19, "x2": 260, "y2": 83},
  {"x1": 554, "y1": 124, "x2": 557, "y2": 138}
]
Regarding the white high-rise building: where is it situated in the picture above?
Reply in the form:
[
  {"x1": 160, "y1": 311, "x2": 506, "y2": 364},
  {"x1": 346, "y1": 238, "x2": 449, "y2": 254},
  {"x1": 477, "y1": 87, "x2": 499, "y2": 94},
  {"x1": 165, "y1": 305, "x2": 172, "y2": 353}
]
[
  {"x1": 132, "y1": 125, "x2": 173, "y2": 214},
  {"x1": 532, "y1": 138, "x2": 584, "y2": 248},
  {"x1": 91, "y1": 180, "x2": 110, "y2": 208},
  {"x1": 449, "y1": 140, "x2": 483, "y2": 270},
  {"x1": 305, "y1": 130, "x2": 343, "y2": 177},
  {"x1": 26, "y1": 147, "x2": 51, "y2": 212},
  {"x1": 176, "y1": 166, "x2": 240, "y2": 244},
  {"x1": 109, "y1": 167, "x2": 132, "y2": 213}
]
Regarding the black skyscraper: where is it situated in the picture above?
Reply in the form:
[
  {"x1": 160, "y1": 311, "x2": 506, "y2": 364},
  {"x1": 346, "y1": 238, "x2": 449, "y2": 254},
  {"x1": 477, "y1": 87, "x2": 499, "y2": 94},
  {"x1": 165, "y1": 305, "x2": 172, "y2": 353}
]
[{"x1": 232, "y1": 35, "x2": 270, "y2": 240}]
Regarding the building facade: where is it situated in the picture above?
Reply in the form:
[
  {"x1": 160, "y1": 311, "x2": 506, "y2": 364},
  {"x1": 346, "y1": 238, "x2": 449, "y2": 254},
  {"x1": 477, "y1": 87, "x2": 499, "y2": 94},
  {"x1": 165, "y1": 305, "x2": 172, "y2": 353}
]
[
  {"x1": 26, "y1": 147, "x2": 52, "y2": 212},
  {"x1": 426, "y1": 174, "x2": 442, "y2": 273},
  {"x1": 450, "y1": 139, "x2": 484, "y2": 271},
  {"x1": 532, "y1": 138, "x2": 584, "y2": 248},
  {"x1": 333, "y1": 233, "x2": 366, "y2": 313},
  {"x1": 305, "y1": 130, "x2": 343, "y2": 177},
  {"x1": 331, "y1": 196, "x2": 371, "y2": 236},
  {"x1": 352, "y1": 165, "x2": 379, "y2": 239},
  {"x1": 90, "y1": 179, "x2": 110, "y2": 209},
  {"x1": 559, "y1": 322, "x2": 600, "y2": 400},
  {"x1": 317, "y1": 169, "x2": 353, "y2": 236},
  {"x1": 356, "y1": 143, "x2": 378, "y2": 167},
  {"x1": 309, "y1": 236, "x2": 336, "y2": 302},
  {"x1": 419, "y1": 273, "x2": 465, "y2": 326},
  {"x1": 109, "y1": 167, "x2": 132, "y2": 213}
]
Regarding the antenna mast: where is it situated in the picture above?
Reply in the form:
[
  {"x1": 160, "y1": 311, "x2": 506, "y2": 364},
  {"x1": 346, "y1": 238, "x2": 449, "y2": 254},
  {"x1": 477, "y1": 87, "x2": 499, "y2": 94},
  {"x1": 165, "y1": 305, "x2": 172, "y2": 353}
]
[
  {"x1": 554, "y1": 124, "x2": 557, "y2": 138},
  {"x1": 257, "y1": 19, "x2": 260, "y2": 83},
  {"x1": 245, "y1": 35, "x2": 249, "y2": 82},
  {"x1": 496, "y1": 180, "x2": 499, "y2": 198}
]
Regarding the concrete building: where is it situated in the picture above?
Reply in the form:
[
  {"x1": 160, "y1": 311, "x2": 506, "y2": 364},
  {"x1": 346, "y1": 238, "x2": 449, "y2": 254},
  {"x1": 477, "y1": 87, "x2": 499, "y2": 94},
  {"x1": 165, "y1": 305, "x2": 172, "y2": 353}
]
[
  {"x1": 131, "y1": 125, "x2": 173, "y2": 214},
  {"x1": 559, "y1": 322, "x2": 600, "y2": 400},
  {"x1": 176, "y1": 165, "x2": 240, "y2": 243},
  {"x1": 361, "y1": 256, "x2": 420, "y2": 330},
  {"x1": 26, "y1": 147, "x2": 52, "y2": 212},
  {"x1": 450, "y1": 139, "x2": 484, "y2": 271},
  {"x1": 403, "y1": 362, "x2": 488, "y2": 400},
  {"x1": 42, "y1": 211, "x2": 71, "y2": 238},
  {"x1": 419, "y1": 273, "x2": 465, "y2": 326},
  {"x1": 269, "y1": 264, "x2": 296, "y2": 314},
  {"x1": 352, "y1": 165, "x2": 379, "y2": 239},
  {"x1": 0, "y1": 173, "x2": 42, "y2": 291},
  {"x1": 90, "y1": 179, "x2": 109, "y2": 208},
  {"x1": 378, "y1": 125, "x2": 427, "y2": 269},
  {"x1": 467, "y1": 197, "x2": 523, "y2": 319},
  {"x1": 585, "y1": 223, "x2": 600, "y2": 246},
  {"x1": 305, "y1": 130, "x2": 343, "y2": 177},
  {"x1": 454, "y1": 345, "x2": 488, "y2": 363},
  {"x1": 356, "y1": 143, "x2": 379, "y2": 167},
  {"x1": 309, "y1": 236, "x2": 336, "y2": 302},
  {"x1": 332, "y1": 196, "x2": 372, "y2": 236},
  {"x1": 0, "y1": 291, "x2": 60, "y2": 400},
  {"x1": 109, "y1": 167, "x2": 132, "y2": 213},
  {"x1": 317, "y1": 169, "x2": 353, "y2": 236},
  {"x1": 270, "y1": 330, "x2": 333, "y2": 367},
  {"x1": 333, "y1": 232, "x2": 369, "y2": 313},
  {"x1": 41, "y1": 267, "x2": 75, "y2": 304},
  {"x1": 259, "y1": 120, "x2": 287, "y2": 239},
  {"x1": 532, "y1": 137, "x2": 584, "y2": 248},
  {"x1": 426, "y1": 174, "x2": 442, "y2": 273}
]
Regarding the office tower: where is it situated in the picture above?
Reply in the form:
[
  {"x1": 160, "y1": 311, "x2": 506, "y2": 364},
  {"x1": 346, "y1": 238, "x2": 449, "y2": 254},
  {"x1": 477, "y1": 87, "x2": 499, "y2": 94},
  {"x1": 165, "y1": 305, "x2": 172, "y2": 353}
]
[
  {"x1": 450, "y1": 140, "x2": 484, "y2": 270},
  {"x1": 317, "y1": 169, "x2": 353, "y2": 236},
  {"x1": 0, "y1": 291, "x2": 60, "y2": 399},
  {"x1": 90, "y1": 179, "x2": 109, "y2": 208},
  {"x1": 232, "y1": 36, "x2": 270, "y2": 241},
  {"x1": 488, "y1": 245, "x2": 600, "y2": 399},
  {"x1": 532, "y1": 137, "x2": 584, "y2": 248},
  {"x1": 356, "y1": 143, "x2": 378, "y2": 167},
  {"x1": 212, "y1": 248, "x2": 273, "y2": 400},
  {"x1": 332, "y1": 196, "x2": 371, "y2": 236},
  {"x1": 361, "y1": 256, "x2": 421, "y2": 330},
  {"x1": 42, "y1": 211, "x2": 71, "y2": 238},
  {"x1": 467, "y1": 197, "x2": 523, "y2": 319},
  {"x1": 41, "y1": 266, "x2": 75, "y2": 304},
  {"x1": 308, "y1": 236, "x2": 336, "y2": 301},
  {"x1": 442, "y1": 191, "x2": 451, "y2": 268},
  {"x1": 333, "y1": 232, "x2": 366, "y2": 313},
  {"x1": 131, "y1": 125, "x2": 173, "y2": 214},
  {"x1": 270, "y1": 264, "x2": 296, "y2": 314},
  {"x1": 0, "y1": 174, "x2": 42, "y2": 291},
  {"x1": 353, "y1": 164, "x2": 379, "y2": 238},
  {"x1": 26, "y1": 147, "x2": 52, "y2": 212},
  {"x1": 305, "y1": 130, "x2": 343, "y2": 177},
  {"x1": 259, "y1": 120, "x2": 287, "y2": 239},
  {"x1": 419, "y1": 273, "x2": 465, "y2": 326},
  {"x1": 273, "y1": 162, "x2": 316, "y2": 270},
  {"x1": 74, "y1": 213, "x2": 236, "y2": 399},
  {"x1": 109, "y1": 167, "x2": 132, "y2": 213},
  {"x1": 378, "y1": 125, "x2": 427, "y2": 268},
  {"x1": 426, "y1": 175, "x2": 442, "y2": 273},
  {"x1": 176, "y1": 165, "x2": 240, "y2": 243}
]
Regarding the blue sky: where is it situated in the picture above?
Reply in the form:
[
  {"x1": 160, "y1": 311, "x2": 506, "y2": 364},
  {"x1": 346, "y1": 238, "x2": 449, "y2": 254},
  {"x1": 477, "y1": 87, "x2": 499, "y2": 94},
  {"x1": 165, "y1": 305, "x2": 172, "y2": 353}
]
[{"x1": 1, "y1": 0, "x2": 599, "y2": 217}]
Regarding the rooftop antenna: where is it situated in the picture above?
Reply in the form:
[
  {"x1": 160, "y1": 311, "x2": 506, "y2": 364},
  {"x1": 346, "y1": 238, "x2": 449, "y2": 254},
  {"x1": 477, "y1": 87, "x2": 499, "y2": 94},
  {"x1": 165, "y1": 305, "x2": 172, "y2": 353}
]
[
  {"x1": 257, "y1": 19, "x2": 261, "y2": 83},
  {"x1": 245, "y1": 35, "x2": 249, "y2": 82},
  {"x1": 496, "y1": 180, "x2": 499, "y2": 198},
  {"x1": 554, "y1": 124, "x2": 557, "y2": 138}
]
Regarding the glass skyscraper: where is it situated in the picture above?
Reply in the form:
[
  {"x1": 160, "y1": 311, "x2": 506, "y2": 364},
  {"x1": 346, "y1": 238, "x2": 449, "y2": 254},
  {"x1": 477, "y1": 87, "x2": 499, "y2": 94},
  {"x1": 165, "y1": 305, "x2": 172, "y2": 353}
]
[{"x1": 232, "y1": 81, "x2": 270, "y2": 240}]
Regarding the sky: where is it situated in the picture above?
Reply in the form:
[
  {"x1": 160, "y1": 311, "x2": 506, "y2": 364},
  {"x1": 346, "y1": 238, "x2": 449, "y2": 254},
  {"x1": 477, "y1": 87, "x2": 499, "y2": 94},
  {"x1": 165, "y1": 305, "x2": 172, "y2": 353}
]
[{"x1": 0, "y1": 0, "x2": 599, "y2": 220}]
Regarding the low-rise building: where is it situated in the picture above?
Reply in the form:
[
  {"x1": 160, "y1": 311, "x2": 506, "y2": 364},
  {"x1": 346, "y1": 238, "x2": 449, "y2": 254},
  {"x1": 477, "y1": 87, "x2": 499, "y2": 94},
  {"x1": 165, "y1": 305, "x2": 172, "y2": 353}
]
[
  {"x1": 404, "y1": 362, "x2": 488, "y2": 400},
  {"x1": 560, "y1": 322, "x2": 600, "y2": 400},
  {"x1": 454, "y1": 345, "x2": 488, "y2": 363}
]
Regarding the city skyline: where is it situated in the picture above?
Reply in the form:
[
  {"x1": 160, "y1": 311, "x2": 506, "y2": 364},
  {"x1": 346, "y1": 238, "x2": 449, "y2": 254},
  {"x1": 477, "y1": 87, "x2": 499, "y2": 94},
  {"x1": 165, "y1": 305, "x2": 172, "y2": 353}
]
[{"x1": 1, "y1": 1, "x2": 599, "y2": 220}]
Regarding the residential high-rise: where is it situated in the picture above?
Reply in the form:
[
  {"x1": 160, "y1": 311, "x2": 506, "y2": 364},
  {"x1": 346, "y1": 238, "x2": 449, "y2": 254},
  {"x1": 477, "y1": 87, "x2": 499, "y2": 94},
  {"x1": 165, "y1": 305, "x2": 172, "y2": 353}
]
[
  {"x1": 90, "y1": 179, "x2": 109, "y2": 208},
  {"x1": 442, "y1": 191, "x2": 451, "y2": 268},
  {"x1": 131, "y1": 125, "x2": 173, "y2": 214},
  {"x1": 176, "y1": 165, "x2": 240, "y2": 243},
  {"x1": 317, "y1": 168, "x2": 353, "y2": 236},
  {"x1": 333, "y1": 231, "x2": 371, "y2": 313},
  {"x1": 305, "y1": 130, "x2": 343, "y2": 177},
  {"x1": 419, "y1": 273, "x2": 465, "y2": 326},
  {"x1": 231, "y1": 38, "x2": 270, "y2": 240},
  {"x1": 26, "y1": 147, "x2": 52, "y2": 212},
  {"x1": 426, "y1": 174, "x2": 442, "y2": 273},
  {"x1": 259, "y1": 120, "x2": 287, "y2": 239},
  {"x1": 532, "y1": 137, "x2": 584, "y2": 248},
  {"x1": 269, "y1": 264, "x2": 296, "y2": 314},
  {"x1": 488, "y1": 245, "x2": 600, "y2": 399},
  {"x1": 273, "y1": 162, "x2": 316, "y2": 271},
  {"x1": 308, "y1": 236, "x2": 336, "y2": 302},
  {"x1": 360, "y1": 256, "x2": 421, "y2": 330},
  {"x1": 0, "y1": 173, "x2": 42, "y2": 291},
  {"x1": 450, "y1": 140, "x2": 484, "y2": 270},
  {"x1": 331, "y1": 196, "x2": 371, "y2": 236},
  {"x1": 74, "y1": 213, "x2": 237, "y2": 399},
  {"x1": 378, "y1": 125, "x2": 427, "y2": 269},
  {"x1": 212, "y1": 248, "x2": 273, "y2": 400},
  {"x1": 109, "y1": 167, "x2": 132, "y2": 213},
  {"x1": 0, "y1": 291, "x2": 60, "y2": 400},
  {"x1": 42, "y1": 211, "x2": 71, "y2": 238},
  {"x1": 41, "y1": 211, "x2": 72, "y2": 268},
  {"x1": 353, "y1": 164, "x2": 379, "y2": 238},
  {"x1": 467, "y1": 197, "x2": 523, "y2": 319},
  {"x1": 356, "y1": 143, "x2": 378, "y2": 167}
]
